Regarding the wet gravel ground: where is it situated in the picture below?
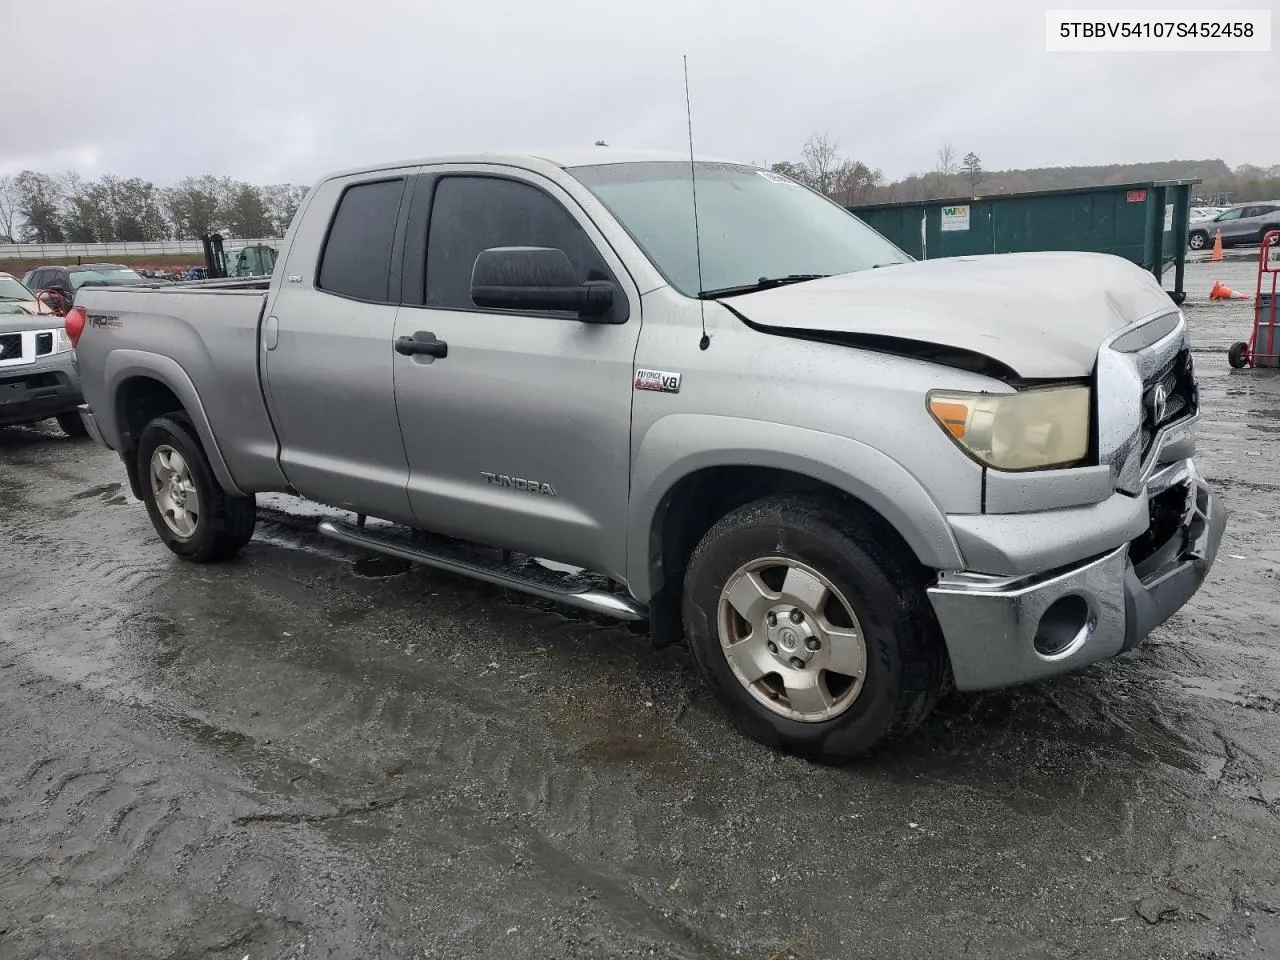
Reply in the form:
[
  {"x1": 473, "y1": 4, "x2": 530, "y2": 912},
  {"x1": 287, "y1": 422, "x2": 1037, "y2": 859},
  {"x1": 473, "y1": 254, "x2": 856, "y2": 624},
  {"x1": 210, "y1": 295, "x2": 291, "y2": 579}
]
[{"x1": 2, "y1": 257, "x2": 1278, "y2": 960}]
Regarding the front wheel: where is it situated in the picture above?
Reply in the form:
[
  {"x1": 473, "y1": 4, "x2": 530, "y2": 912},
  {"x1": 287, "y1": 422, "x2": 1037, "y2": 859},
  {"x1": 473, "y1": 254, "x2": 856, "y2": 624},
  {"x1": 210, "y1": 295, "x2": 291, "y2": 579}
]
[
  {"x1": 1188, "y1": 231, "x2": 1209, "y2": 251},
  {"x1": 136, "y1": 413, "x2": 257, "y2": 562},
  {"x1": 681, "y1": 495, "x2": 950, "y2": 762},
  {"x1": 1228, "y1": 341, "x2": 1250, "y2": 369},
  {"x1": 55, "y1": 411, "x2": 89, "y2": 438}
]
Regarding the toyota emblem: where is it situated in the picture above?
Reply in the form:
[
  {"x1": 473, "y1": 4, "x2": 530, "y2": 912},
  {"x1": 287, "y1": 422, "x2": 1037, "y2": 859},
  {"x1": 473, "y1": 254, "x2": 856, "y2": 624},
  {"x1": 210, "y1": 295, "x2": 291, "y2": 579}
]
[{"x1": 1150, "y1": 384, "x2": 1169, "y2": 424}]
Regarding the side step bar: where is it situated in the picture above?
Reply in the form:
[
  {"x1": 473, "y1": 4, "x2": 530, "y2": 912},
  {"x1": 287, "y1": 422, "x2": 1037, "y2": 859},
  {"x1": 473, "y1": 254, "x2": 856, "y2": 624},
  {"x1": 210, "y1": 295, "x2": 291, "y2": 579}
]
[{"x1": 317, "y1": 519, "x2": 648, "y2": 622}]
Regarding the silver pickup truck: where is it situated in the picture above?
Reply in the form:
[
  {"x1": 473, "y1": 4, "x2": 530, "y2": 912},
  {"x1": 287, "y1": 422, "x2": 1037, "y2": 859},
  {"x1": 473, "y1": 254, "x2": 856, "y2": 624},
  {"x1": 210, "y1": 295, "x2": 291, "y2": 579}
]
[{"x1": 70, "y1": 148, "x2": 1225, "y2": 761}]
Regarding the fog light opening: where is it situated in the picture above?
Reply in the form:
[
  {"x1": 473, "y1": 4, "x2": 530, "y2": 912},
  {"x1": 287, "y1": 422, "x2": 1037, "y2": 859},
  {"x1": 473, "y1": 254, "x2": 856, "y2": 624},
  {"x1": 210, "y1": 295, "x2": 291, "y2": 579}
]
[{"x1": 1034, "y1": 595, "x2": 1091, "y2": 658}]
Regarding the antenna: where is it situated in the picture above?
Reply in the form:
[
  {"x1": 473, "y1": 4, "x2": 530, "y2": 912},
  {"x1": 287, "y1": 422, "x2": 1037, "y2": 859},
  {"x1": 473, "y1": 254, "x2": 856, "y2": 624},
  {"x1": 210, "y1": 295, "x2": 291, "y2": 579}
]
[{"x1": 683, "y1": 54, "x2": 710, "y2": 351}]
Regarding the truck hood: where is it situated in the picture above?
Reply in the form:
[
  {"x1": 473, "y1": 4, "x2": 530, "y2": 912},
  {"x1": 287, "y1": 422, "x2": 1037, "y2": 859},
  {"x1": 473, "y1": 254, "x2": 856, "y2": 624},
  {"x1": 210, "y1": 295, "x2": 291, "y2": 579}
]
[
  {"x1": 722, "y1": 251, "x2": 1176, "y2": 379},
  {"x1": 0, "y1": 302, "x2": 57, "y2": 333}
]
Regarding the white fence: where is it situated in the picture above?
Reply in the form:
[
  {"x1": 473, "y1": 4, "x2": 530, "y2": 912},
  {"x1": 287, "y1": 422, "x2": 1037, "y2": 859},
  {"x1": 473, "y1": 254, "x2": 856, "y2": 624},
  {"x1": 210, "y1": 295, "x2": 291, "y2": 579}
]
[{"x1": 0, "y1": 238, "x2": 283, "y2": 261}]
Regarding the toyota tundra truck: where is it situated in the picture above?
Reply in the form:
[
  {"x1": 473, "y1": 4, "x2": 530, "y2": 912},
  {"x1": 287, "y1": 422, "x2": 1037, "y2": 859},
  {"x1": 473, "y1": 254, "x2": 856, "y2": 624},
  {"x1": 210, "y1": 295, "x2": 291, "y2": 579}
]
[{"x1": 68, "y1": 149, "x2": 1225, "y2": 761}]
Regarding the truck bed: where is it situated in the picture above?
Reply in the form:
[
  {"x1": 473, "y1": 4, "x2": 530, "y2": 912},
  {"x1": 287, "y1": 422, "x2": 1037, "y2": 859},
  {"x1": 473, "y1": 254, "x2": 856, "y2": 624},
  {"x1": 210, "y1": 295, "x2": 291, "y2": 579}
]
[
  {"x1": 72, "y1": 281, "x2": 285, "y2": 495},
  {"x1": 125, "y1": 277, "x2": 273, "y2": 294}
]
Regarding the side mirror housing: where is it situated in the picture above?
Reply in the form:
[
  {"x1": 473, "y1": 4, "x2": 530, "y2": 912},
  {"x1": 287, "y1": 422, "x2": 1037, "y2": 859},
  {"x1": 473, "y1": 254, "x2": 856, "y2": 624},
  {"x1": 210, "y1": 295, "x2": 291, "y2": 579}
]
[{"x1": 470, "y1": 246, "x2": 614, "y2": 319}]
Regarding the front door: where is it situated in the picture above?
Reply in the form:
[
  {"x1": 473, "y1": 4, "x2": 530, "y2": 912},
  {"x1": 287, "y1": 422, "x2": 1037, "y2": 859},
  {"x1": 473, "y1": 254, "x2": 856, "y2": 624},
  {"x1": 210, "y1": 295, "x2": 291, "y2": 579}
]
[
  {"x1": 1214, "y1": 207, "x2": 1247, "y2": 242},
  {"x1": 390, "y1": 169, "x2": 641, "y2": 579}
]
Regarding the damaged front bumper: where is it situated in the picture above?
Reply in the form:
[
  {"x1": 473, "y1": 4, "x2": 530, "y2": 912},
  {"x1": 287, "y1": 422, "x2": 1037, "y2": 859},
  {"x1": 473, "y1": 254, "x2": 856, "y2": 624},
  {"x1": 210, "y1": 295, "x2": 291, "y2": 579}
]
[{"x1": 927, "y1": 458, "x2": 1225, "y2": 691}]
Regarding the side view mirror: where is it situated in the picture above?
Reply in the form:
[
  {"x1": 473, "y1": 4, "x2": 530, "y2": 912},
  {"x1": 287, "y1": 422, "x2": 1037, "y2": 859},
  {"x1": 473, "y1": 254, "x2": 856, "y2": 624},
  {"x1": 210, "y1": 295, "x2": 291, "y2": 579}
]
[{"x1": 470, "y1": 246, "x2": 614, "y2": 319}]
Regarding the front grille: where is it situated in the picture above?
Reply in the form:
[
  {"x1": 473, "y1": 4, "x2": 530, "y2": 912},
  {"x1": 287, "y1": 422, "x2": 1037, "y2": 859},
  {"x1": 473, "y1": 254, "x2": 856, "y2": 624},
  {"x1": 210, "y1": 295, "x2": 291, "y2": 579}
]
[
  {"x1": 1139, "y1": 348, "x2": 1197, "y2": 459},
  {"x1": 35, "y1": 332, "x2": 53, "y2": 356},
  {"x1": 0, "y1": 333, "x2": 21, "y2": 361}
]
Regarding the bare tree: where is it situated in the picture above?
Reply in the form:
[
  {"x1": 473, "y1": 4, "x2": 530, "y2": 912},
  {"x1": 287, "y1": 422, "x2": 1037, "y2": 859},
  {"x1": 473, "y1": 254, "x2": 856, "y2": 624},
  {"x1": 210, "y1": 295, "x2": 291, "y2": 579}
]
[
  {"x1": 261, "y1": 183, "x2": 308, "y2": 236},
  {"x1": 801, "y1": 133, "x2": 844, "y2": 197},
  {"x1": 936, "y1": 142, "x2": 959, "y2": 178},
  {"x1": 0, "y1": 175, "x2": 18, "y2": 240},
  {"x1": 830, "y1": 161, "x2": 885, "y2": 205}
]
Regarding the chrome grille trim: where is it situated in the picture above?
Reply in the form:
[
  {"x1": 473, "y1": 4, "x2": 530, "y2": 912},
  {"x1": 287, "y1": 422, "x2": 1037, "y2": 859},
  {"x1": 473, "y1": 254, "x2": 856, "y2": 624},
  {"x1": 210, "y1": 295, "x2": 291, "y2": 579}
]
[{"x1": 1096, "y1": 309, "x2": 1197, "y2": 495}]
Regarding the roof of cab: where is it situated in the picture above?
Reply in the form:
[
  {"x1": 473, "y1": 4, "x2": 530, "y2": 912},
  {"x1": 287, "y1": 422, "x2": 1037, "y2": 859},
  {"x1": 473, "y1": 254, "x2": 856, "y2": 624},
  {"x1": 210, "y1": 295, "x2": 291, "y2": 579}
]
[{"x1": 323, "y1": 147, "x2": 746, "y2": 181}]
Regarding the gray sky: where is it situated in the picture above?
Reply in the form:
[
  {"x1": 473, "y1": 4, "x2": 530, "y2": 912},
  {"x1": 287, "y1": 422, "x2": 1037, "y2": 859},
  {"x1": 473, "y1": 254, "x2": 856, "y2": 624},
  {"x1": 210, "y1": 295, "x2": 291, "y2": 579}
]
[{"x1": 4, "y1": 0, "x2": 1275, "y2": 186}]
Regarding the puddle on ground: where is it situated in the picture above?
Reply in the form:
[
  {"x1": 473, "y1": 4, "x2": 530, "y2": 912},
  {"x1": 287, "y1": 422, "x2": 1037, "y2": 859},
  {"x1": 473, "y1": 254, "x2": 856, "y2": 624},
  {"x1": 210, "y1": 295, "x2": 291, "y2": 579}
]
[
  {"x1": 577, "y1": 730, "x2": 683, "y2": 765},
  {"x1": 352, "y1": 556, "x2": 412, "y2": 578},
  {"x1": 70, "y1": 482, "x2": 123, "y2": 501}
]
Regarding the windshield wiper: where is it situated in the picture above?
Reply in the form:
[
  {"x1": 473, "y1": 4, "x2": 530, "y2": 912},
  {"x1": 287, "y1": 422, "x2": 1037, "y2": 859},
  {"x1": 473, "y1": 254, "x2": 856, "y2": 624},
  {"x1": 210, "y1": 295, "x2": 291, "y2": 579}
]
[
  {"x1": 698, "y1": 274, "x2": 830, "y2": 299},
  {"x1": 0, "y1": 295, "x2": 26, "y2": 301}
]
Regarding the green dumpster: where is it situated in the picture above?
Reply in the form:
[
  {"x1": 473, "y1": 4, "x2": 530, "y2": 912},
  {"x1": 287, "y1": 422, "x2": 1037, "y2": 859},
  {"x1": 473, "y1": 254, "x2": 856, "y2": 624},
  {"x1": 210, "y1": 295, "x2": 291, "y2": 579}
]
[{"x1": 849, "y1": 179, "x2": 1198, "y2": 304}]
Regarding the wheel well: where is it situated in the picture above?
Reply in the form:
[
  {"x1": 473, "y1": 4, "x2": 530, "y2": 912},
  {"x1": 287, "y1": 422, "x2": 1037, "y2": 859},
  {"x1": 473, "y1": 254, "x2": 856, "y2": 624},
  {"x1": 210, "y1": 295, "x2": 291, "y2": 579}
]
[
  {"x1": 116, "y1": 377, "x2": 185, "y2": 498},
  {"x1": 652, "y1": 465, "x2": 930, "y2": 603}
]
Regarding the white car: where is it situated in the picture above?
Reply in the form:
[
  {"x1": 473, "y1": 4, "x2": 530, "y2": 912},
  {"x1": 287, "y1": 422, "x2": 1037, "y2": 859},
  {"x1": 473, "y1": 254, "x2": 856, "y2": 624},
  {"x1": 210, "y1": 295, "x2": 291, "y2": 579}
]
[{"x1": 1189, "y1": 207, "x2": 1224, "y2": 222}]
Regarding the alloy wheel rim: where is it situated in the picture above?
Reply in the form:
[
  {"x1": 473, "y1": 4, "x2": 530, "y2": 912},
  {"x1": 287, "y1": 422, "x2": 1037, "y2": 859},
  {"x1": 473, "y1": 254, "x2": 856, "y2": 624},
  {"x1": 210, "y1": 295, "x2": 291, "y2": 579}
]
[
  {"x1": 716, "y1": 556, "x2": 868, "y2": 722},
  {"x1": 149, "y1": 445, "x2": 201, "y2": 539}
]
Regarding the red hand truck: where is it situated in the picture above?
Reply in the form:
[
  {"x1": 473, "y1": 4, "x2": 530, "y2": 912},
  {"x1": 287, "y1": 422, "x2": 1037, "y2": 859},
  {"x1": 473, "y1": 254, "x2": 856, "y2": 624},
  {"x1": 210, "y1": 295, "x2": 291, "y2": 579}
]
[{"x1": 1228, "y1": 229, "x2": 1280, "y2": 369}]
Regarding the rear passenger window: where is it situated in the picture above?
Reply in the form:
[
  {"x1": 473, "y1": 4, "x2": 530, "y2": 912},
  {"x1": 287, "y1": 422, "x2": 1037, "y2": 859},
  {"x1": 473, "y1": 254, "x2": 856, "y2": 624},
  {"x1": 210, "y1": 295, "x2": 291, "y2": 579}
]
[
  {"x1": 317, "y1": 178, "x2": 405, "y2": 302},
  {"x1": 425, "y1": 176, "x2": 611, "y2": 311}
]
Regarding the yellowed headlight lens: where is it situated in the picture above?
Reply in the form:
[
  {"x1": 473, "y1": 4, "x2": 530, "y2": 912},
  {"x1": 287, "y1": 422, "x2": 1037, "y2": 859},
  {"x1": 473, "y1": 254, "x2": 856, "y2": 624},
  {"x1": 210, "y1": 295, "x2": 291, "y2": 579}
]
[{"x1": 927, "y1": 385, "x2": 1091, "y2": 471}]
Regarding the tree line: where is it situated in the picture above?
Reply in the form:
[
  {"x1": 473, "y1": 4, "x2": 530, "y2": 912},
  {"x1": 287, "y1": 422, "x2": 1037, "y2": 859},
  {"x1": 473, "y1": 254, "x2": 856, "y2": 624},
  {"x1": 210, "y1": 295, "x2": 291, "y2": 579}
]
[
  {"x1": 769, "y1": 134, "x2": 1280, "y2": 206},
  {"x1": 0, "y1": 172, "x2": 308, "y2": 244},
  {"x1": 2, "y1": 143, "x2": 1277, "y2": 243}
]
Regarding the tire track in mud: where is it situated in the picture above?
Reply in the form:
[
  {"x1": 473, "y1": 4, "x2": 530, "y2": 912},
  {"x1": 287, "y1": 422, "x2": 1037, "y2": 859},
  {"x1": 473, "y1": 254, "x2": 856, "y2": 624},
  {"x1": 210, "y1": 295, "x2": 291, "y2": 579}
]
[
  {"x1": 0, "y1": 678, "x2": 315, "y2": 960},
  {"x1": 4, "y1": 482, "x2": 698, "y2": 955}
]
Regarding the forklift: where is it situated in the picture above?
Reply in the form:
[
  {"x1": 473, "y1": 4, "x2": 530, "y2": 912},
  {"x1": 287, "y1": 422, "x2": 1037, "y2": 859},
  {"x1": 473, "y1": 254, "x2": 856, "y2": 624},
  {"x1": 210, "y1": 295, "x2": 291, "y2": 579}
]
[{"x1": 200, "y1": 233, "x2": 277, "y2": 279}]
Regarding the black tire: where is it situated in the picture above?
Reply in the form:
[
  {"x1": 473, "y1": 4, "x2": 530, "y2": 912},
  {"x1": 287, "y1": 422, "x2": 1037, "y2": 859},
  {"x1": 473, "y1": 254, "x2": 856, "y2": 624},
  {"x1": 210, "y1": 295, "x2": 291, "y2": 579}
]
[
  {"x1": 1261, "y1": 226, "x2": 1279, "y2": 245},
  {"x1": 136, "y1": 412, "x2": 256, "y2": 562},
  {"x1": 1188, "y1": 231, "x2": 1209, "y2": 251},
  {"x1": 55, "y1": 410, "x2": 89, "y2": 438},
  {"x1": 1228, "y1": 341, "x2": 1250, "y2": 369},
  {"x1": 681, "y1": 495, "x2": 950, "y2": 763}
]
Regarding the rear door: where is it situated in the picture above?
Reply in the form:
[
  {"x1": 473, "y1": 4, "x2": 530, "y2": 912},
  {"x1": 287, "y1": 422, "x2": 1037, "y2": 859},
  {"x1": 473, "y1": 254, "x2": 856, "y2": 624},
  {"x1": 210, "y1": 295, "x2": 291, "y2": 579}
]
[
  {"x1": 262, "y1": 168, "x2": 418, "y2": 523},
  {"x1": 389, "y1": 168, "x2": 642, "y2": 579}
]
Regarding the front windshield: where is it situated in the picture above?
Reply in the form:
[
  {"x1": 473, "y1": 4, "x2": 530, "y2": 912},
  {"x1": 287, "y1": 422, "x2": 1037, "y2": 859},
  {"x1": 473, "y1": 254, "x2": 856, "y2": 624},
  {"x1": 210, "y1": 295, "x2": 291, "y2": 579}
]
[
  {"x1": 69, "y1": 267, "x2": 144, "y2": 289},
  {"x1": 0, "y1": 274, "x2": 34, "y2": 300},
  {"x1": 568, "y1": 161, "x2": 909, "y2": 296}
]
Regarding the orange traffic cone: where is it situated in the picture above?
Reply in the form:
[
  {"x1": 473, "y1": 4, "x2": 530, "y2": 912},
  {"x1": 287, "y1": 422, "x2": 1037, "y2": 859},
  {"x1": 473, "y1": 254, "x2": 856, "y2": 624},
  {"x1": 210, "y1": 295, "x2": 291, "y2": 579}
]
[
  {"x1": 1211, "y1": 229, "x2": 1224, "y2": 261},
  {"x1": 1209, "y1": 280, "x2": 1252, "y2": 301}
]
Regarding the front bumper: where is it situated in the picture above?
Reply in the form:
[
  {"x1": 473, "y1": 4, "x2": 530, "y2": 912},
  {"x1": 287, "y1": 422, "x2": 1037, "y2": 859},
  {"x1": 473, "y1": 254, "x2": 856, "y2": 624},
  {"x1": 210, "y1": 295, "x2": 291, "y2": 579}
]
[
  {"x1": 0, "y1": 358, "x2": 83, "y2": 428},
  {"x1": 928, "y1": 460, "x2": 1225, "y2": 691}
]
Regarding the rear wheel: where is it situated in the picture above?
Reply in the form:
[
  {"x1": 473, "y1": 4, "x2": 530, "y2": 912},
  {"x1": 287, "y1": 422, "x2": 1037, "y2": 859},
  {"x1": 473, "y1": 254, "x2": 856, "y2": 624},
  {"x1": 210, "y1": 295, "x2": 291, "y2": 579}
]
[
  {"x1": 681, "y1": 495, "x2": 950, "y2": 762},
  {"x1": 1228, "y1": 341, "x2": 1250, "y2": 369},
  {"x1": 136, "y1": 413, "x2": 256, "y2": 562},
  {"x1": 55, "y1": 411, "x2": 89, "y2": 438}
]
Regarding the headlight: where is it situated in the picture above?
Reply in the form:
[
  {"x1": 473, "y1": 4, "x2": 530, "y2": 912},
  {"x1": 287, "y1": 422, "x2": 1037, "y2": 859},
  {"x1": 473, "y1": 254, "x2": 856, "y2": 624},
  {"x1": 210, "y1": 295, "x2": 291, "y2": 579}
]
[
  {"x1": 53, "y1": 329, "x2": 74, "y2": 354},
  {"x1": 927, "y1": 385, "x2": 1091, "y2": 471}
]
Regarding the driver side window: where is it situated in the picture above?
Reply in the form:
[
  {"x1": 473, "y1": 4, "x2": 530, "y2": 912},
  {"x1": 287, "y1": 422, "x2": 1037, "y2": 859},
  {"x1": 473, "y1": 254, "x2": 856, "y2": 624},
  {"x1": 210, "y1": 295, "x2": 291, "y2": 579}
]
[
  {"x1": 1217, "y1": 208, "x2": 1243, "y2": 221},
  {"x1": 424, "y1": 176, "x2": 612, "y2": 312}
]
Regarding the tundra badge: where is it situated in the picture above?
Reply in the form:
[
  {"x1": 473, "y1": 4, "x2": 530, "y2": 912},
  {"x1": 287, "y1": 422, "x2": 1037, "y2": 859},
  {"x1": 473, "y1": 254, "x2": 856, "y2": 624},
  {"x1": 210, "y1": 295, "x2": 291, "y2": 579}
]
[
  {"x1": 634, "y1": 368, "x2": 682, "y2": 394},
  {"x1": 481, "y1": 472, "x2": 557, "y2": 496}
]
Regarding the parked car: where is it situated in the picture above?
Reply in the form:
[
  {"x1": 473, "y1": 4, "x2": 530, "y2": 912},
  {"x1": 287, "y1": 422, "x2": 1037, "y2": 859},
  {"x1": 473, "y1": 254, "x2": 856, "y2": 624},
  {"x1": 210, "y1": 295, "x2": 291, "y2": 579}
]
[
  {"x1": 1189, "y1": 206, "x2": 1225, "y2": 222},
  {"x1": 0, "y1": 271, "x2": 60, "y2": 317},
  {"x1": 1, "y1": 275, "x2": 87, "y2": 436},
  {"x1": 1188, "y1": 202, "x2": 1280, "y2": 250},
  {"x1": 70, "y1": 149, "x2": 1224, "y2": 761},
  {"x1": 21, "y1": 262, "x2": 147, "y2": 305}
]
